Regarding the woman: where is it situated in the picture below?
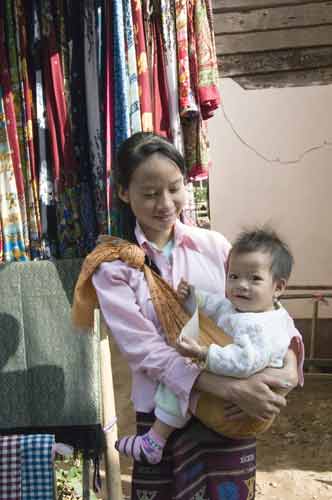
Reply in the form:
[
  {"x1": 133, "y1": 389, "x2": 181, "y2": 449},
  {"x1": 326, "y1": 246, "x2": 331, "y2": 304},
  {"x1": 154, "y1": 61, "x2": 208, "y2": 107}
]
[{"x1": 92, "y1": 132, "x2": 302, "y2": 500}]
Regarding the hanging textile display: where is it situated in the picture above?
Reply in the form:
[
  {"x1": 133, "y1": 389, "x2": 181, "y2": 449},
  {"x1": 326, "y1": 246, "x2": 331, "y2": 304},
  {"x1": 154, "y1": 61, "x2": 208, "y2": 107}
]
[
  {"x1": 6, "y1": 0, "x2": 41, "y2": 258},
  {"x1": 131, "y1": 0, "x2": 154, "y2": 132},
  {"x1": 0, "y1": 0, "x2": 220, "y2": 261},
  {"x1": 0, "y1": 11, "x2": 29, "y2": 261},
  {"x1": 32, "y1": 1, "x2": 58, "y2": 258},
  {"x1": 160, "y1": 0, "x2": 184, "y2": 154},
  {"x1": 124, "y1": 0, "x2": 142, "y2": 135},
  {"x1": 84, "y1": 0, "x2": 107, "y2": 237},
  {"x1": 68, "y1": 0, "x2": 98, "y2": 253},
  {"x1": 0, "y1": 87, "x2": 28, "y2": 262}
]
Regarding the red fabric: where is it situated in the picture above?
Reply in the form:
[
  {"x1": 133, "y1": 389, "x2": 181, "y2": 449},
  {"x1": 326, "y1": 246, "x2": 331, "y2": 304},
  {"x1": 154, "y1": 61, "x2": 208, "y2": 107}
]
[
  {"x1": 152, "y1": 23, "x2": 170, "y2": 137},
  {"x1": 41, "y1": 12, "x2": 77, "y2": 190},
  {"x1": 199, "y1": 84, "x2": 221, "y2": 119}
]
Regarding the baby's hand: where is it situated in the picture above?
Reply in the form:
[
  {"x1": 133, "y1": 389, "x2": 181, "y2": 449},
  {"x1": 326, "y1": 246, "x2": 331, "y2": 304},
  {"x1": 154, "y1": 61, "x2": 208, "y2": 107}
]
[
  {"x1": 176, "y1": 336, "x2": 208, "y2": 362},
  {"x1": 177, "y1": 278, "x2": 191, "y2": 301}
]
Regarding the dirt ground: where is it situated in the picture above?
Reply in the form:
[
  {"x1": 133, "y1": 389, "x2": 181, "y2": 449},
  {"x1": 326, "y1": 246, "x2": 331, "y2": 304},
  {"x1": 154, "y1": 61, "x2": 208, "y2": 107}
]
[{"x1": 108, "y1": 341, "x2": 332, "y2": 499}]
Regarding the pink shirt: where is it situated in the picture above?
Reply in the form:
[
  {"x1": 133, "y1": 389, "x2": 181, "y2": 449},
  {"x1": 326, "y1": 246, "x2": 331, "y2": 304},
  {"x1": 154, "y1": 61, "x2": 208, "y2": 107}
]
[{"x1": 92, "y1": 220, "x2": 304, "y2": 415}]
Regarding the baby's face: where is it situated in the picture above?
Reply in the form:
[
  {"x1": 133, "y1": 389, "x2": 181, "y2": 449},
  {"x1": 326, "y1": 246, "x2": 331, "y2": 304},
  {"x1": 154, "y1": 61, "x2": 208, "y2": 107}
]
[{"x1": 226, "y1": 251, "x2": 281, "y2": 313}]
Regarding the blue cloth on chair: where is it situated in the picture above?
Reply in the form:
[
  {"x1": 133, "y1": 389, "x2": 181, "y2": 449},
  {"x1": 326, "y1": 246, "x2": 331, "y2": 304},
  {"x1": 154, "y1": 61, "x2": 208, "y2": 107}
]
[{"x1": 21, "y1": 434, "x2": 55, "y2": 500}]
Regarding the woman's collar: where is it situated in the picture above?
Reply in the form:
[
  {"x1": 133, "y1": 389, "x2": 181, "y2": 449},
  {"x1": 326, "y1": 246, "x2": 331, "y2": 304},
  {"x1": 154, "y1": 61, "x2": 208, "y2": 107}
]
[{"x1": 134, "y1": 219, "x2": 199, "y2": 251}]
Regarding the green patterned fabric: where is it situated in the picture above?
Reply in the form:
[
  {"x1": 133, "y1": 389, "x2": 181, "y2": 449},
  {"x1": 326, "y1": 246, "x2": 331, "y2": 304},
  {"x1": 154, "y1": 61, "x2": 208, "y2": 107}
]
[{"x1": 0, "y1": 259, "x2": 101, "y2": 430}]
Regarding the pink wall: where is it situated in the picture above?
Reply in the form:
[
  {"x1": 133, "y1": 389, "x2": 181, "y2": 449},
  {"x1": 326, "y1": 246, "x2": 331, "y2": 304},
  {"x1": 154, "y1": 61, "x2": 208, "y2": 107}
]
[{"x1": 209, "y1": 78, "x2": 332, "y2": 318}]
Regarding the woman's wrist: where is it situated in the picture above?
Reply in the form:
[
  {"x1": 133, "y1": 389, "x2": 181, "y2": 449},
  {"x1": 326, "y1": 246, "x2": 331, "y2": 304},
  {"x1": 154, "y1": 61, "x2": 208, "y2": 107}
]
[{"x1": 194, "y1": 371, "x2": 234, "y2": 401}]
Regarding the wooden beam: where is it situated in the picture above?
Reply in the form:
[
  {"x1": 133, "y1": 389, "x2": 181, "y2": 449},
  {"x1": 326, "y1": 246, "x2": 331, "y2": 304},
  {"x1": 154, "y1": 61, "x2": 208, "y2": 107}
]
[
  {"x1": 96, "y1": 310, "x2": 124, "y2": 500},
  {"x1": 232, "y1": 65, "x2": 332, "y2": 88},
  {"x1": 214, "y1": 2, "x2": 332, "y2": 35},
  {"x1": 213, "y1": 0, "x2": 327, "y2": 13},
  {"x1": 215, "y1": 25, "x2": 332, "y2": 54},
  {"x1": 304, "y1": 359, "x2": 332, "y2": 368},
  {"x1": 218, "y1": 46, "x2": 332, "y2": 77}
]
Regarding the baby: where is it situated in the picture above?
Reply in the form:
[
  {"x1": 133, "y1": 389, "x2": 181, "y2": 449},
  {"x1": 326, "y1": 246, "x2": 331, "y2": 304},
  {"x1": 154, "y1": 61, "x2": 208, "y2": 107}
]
[{"x1": 116, "y1": 227, "x2": 297, "y2": 464}]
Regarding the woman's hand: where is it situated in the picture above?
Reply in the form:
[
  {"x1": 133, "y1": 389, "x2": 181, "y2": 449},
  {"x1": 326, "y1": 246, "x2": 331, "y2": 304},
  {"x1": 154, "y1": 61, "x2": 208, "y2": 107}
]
[
  {"x1": 195, "y1": 370, "x2": 286, "y2": 420},
  {"x1": 263, "y1": 348, "x2": 299, "y2": 390},
  {"x1": 228, "y1": 348, "x2": 299, "y2": 418},
  {"x1": 222, "y1": 372, "x2": 290, "y2": 421}
]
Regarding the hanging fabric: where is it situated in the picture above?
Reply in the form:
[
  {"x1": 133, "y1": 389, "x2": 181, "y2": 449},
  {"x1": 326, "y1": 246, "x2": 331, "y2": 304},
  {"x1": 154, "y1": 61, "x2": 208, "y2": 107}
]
[
  {"x1": 160, "y1": 0, "x2": 184, "y2": 153},
  {"x1": 6, "y1": 0, "x2": 41, "y2": 258},
  {"x1": 68, "y1": 2, "x2": 97, "y2": 254},
  {"x1": 31, "y1": 1, "x2": 58, "y2": 258},
  {"x1": 0, "y1": 0, "x2": 220, "y2": 258},
  {"x1": 84, "y1": 0, "x2": 107, "y2": 236},
  {"x1": 195, "y1": 0, "x2": 220, "y2": 119},
  {"x1": 39, "y1": 0, "x2": 83, "y2": 257},
  {"x1": 131, "y1": 0, "x2": 153, "y2": 132},
  {"x1": 0, "y1": 87, "x2": 28, "y2": 261},
  {"x1": 0, "y1": 9, "x2": 29, "y2": 261},
  {"x1": 124, "y1": 0, "x2": 142, "y2": 134}
]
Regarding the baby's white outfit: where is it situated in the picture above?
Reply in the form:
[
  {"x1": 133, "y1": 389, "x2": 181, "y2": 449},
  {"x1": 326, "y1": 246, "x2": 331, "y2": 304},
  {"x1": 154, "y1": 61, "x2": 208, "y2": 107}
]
[{"x1": 155, "y1": 292, "x2": 294, "y2": 428}]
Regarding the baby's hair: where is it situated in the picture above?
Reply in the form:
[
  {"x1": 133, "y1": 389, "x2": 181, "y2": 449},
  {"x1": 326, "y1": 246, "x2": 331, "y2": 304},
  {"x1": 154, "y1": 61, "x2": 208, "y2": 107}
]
[{"x1": 230, "y1": 227, "x2": 294, "y2": 281}]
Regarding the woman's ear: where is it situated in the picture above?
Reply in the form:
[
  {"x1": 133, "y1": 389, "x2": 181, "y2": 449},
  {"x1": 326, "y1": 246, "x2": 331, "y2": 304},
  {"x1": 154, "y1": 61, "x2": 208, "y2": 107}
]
[
  {"x1": 274, "y1": 278, "x2": 287, "y2": 299},
  {"x1": 118, "y1": 186, "x2": 129, "y2": 204}
]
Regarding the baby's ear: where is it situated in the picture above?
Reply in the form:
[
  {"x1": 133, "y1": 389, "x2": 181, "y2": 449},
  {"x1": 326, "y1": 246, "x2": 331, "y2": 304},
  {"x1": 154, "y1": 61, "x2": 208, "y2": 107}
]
[{"x1": 274, "y1": 278, "x2": 287, "y2": 298}]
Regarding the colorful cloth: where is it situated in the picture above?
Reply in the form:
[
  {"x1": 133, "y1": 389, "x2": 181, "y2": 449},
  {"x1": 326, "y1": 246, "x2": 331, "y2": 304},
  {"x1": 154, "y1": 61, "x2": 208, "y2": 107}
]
[
  {"x1": 21, "y1": 434, "x2": 55, "y2": 500},
  {"x1": 14, "y1": 0, "x2": 41, "y2": 254},
  {"x1": 113, "y1": 0, "x2": 131, "y2": 149},
  {"x1": 182, "y1": 116, "x2": 211, "y2": 180},
  {"x1": 5, "y1": 0, "x2": 41, "y2": 258},
  {"x1": 32, "y1": 1, "x2": 58, "y2": 258},
  {"x1": 194, "y1": 0, "x2": 220, "y2": 119},
  {"x1": 0, "y1": 435, "x2": 21, "y2": 500},
  {"x1": 160, "y1": 0, "x2": 184, "y2": 153},
  {"x1": 40, "y1": 0, "x2": 83, "y2": 257},
  {"x1": 0, "y1": 0, "x2": 220, "y2": 255},
  {"x1": 0, "y1": 11, "x2": 30, "y2": 258},
  {"x1": 124, "y1": 0, "x2": 142, "y2": 134},
  {"x1": 175, "y1": 0, "x2": 198, "y2": 118},
  {"x1": 0, "y1": 87, "x2": 28, "y2": 262},
  {"x1": 131, "y1": 0, "x2": 153, "y2": 131},
  {"x1": 69, "y1": 0, "x2": 97, "y2": 252},
  {"x1": 84, "y1": 0, "x2": 107, "y2": 235},
  {"x1": 131, "y1": 412, "x2": 257, "y2": 500},
  {"x1": 152, "y1": 15, "x2": 171, "y2": 138}
]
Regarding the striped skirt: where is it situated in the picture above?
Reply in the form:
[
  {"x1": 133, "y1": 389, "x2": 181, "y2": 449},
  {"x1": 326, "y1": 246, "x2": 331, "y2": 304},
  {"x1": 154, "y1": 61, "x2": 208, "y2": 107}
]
[{"x1": 131, "y1": 412, "x2": 256, "y2": 500}]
